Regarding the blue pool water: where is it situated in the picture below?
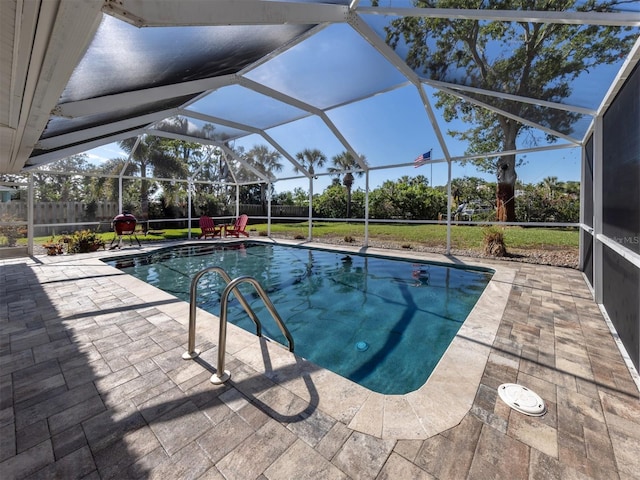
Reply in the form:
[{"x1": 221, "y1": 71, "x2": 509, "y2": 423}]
[{"x1": 106, "y1": 242, "x2": 493, "y2": 394}]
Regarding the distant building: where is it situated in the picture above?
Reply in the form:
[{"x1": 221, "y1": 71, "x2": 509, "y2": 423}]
[{"x1": 0, "y1": 186, "x2": 15, "y2": 203}]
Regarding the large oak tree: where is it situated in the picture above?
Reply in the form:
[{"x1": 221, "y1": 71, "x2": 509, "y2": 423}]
[{"x1": 376, "y1": 0, "x2": 635, "y2": 221}]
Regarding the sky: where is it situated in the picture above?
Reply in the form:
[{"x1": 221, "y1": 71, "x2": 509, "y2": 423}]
[
  {"x1": 83, "y1": 73, "x2": 586, "y2": 194},
  {"x1": 84, "y1": 76, "x2": 584, "y2": 194},
  {"x1": 79, "y1": 11, "x2": 630, "y2": 197}
]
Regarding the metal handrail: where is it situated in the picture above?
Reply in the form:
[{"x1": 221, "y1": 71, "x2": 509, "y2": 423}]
[
  {"x1": 211, "y1": 276, "x2": 294, "y2": 384},
  {"x1": 182, "y1": 266, "x2": 262, "y2": 360},
  {"x1": 182, "y1": 267, "x2": 294, "y2": 385}
]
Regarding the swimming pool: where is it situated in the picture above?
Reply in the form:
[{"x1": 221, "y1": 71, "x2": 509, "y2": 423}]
[{"x1": 106, "y1": 242, "x2": 493, "y2": 394}]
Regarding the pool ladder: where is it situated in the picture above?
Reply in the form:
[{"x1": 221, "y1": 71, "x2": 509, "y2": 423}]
[{"x1": 182, "y1": 266, "x2": 294, "y2": 384}]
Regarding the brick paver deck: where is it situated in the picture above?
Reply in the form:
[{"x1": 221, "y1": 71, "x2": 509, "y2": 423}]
[{"x1": 1, "y1": 242, "x2": 638, "y2": 479}]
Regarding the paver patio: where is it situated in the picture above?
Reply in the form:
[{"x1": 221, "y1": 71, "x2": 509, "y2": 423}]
[{"x1": 1, "y1": 241, "x2": 638, "y2": 479}]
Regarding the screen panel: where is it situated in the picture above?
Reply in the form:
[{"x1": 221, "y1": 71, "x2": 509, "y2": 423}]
[
  {"x1": 583, "y1": 134, "x2": 594, "y2": 228},
  {"x1": 581, "y1": 229, "x2": 593, "y2": 286},
  {"x1": 602, "y1": 64, "x2": 640, "y2": 254},
  {"x1": 602, "y1": 245, "x2": 640, "y2": 373}
]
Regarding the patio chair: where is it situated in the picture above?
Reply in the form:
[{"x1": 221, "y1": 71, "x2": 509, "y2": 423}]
[
  {"x1": 199, "y1": 216, "x2": 221, "y2": 239},
  {"x1": 225, "y1": 214, "x2": 249, "y2": 238}
]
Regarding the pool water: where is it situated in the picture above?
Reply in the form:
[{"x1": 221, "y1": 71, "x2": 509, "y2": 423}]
[{"x1": 106, "y1": 242, "x2": 493, "y2": 394}]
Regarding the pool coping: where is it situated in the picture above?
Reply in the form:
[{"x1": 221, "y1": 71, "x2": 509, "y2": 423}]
[
  {"x1": 47, "y1": 238, "x2": 516, "y2": 440},
  {"x1": 260, "y1": 239, "x2": 516, "y2": 439}
]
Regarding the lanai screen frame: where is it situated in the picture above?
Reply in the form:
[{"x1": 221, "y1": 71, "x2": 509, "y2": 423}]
[
  {"x1": 15, "y1": 3, "x2": 640, "y2": 177},
  {"x1": 2, "y1": 1, "x2": 639, "y2": 384}
]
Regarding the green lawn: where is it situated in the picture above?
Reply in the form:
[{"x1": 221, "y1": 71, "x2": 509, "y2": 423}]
[
  {"x1": 13, "y1": 221, "x2": 578, "y2": 252},
  {"x1": 249, "y1": 222, "x2": 578, "y2": 250}
]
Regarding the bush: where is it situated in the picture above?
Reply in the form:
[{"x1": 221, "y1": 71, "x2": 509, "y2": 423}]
[
  {"x1": 368, "y1": 179, "x2": 448, "y2": 219},
  {"x1": 483, "y1": 227, "x2": 507, "y2": 257},
  {"x1": 68, "y1": 230, "x2": 105, "y2": 253},
  {"x1": 0, "y1": 214, "x2": 26, "y2": 246},
  {"x1": 516, "y1": 192, "x2": 579, "y2": 223}
]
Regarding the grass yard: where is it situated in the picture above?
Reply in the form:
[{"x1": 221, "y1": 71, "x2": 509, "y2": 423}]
[
  {"x1": 251, "y1": 222, "x2": 579, "y2": 251},
  {"x1": 11, "y1": 221, "x2": 578, "y2": 260}
]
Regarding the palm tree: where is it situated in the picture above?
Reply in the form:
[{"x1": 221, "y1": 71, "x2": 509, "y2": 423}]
[
  {"x1": 245, "y1": 145, "x2": 283, "y2": 214},
  {"x1": 294, "y1": 148, "x2": 327, "y2": 178},
  {"x1": 329, "y1": 151, "x2": 366, "y2": 219},
  {"x1": 541, "y1": 176, "x2": 559, "y2": 199},
  {"x1": 118, "y1": 136, "x2": 187, "y2": 228}
]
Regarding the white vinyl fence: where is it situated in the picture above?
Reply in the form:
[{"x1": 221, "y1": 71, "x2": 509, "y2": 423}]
[{"x1": 0, "y1": 201, "x2": 120, "y2": 236}]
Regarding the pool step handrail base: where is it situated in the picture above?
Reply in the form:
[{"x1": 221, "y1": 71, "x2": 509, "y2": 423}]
[
  {"x1": 211, "y1": 370, "x2": 231, "y2": 384},
  {"x1": 182, "y1": 350, "x2": 201, "y2": 360}
]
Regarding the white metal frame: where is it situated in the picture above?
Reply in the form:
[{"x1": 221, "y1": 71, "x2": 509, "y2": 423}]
[{"x1": 3, "y1": 1, "x2": 639, "y2": 271}]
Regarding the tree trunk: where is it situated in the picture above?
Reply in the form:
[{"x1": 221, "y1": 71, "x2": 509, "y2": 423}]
[
  {"x1": 496, "y1": 154, "x2": 517, "y2": 222},
  {"x1": 343, "y1": 173, "x2": 354, "y2": 218}
]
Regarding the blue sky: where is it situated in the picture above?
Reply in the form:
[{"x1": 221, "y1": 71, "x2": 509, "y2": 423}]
[
  {"x1": 85, "y1": 78, "x2": 584, "y2": 193},
  {"x1": 81, "y1": 13, "x2": 631, "y2": 196},
  {"x1": 84, "y1": 74, "x2": 585, "y2": 194}
]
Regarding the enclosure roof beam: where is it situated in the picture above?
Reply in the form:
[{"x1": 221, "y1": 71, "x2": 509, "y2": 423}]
[
  {"x1": 437, "y1": 85, "x2": 582, "y2": 145},
  {"x1": 25, "y1": 127, "x2": 148, "y2": 169},
  {"x1": 348, "y1": 13, "x2": 453, "y2": 163},
  {"x1": 144, "y1": 127, "x2": 270, "y2": 184},
  {"x1": 54, "y1": 75, "x2": 236, "y2": 119},
  {"x1": 358, "y1": 6, "x2": 640, "y2": 27},
  {"x1": 119, "y1": 135, "x2": 141, "y2": 178},
  {"x1": 240, "y1": 77, "x2": 367, "y2": 171},
  {"x1": 362, "y1": 142, "x2": 577, "y2": 172},
  {"x1": 103, "y1": 0, "x2": 350, "y2": 27},
  {"x1": 35, "y1": 108, "x2": 179, "y2": 150},
  {"x1": 180, "y1": 110, "x2": 308, "y2": 176},
  {"x1": 422, "y1": 79, "x2": 597, "y2": 116},
  {"x1": 596, "y1": 36, "x2": 640, "y2": 117},
  {"x1": 217, "y1": 143, "x2": 271, "y2": 184},
  {"x1": 236, "y1": 23, "x2": 331, "y2": 79}
]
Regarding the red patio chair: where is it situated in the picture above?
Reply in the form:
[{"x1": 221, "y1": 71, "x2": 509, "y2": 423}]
[
  {"x1": 199, "y1": 216, "x2": 221, "y2": 239},
  {"x1": 225, "y1": 214, "x2": 249, "y2": 237}
]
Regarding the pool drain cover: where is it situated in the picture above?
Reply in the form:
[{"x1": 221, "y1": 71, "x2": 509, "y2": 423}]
[{"x1": 498, "y1": 383, "x2": 546, "y2": 416}]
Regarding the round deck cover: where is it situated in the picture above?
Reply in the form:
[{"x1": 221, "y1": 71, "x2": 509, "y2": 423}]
[{"x1": 498, "y1": 383, "x2": 546, "y2": 416}]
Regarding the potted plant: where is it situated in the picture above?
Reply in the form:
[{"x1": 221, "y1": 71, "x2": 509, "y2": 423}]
[{"x1": 42, "y1": 236, "x2": 64, "y2": 255}]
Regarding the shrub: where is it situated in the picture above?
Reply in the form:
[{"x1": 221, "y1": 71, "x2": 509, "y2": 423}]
[
  {"x1": 0, "y1": 214, "x2": 26, "y2": 246},
  {"x1": 69, "y1": 230, "x2": 105, "y2": 253},
  {"x1": 483, "y1": 227, "x2": 507, "y2": 257},
  {"x1": 42, "y1": 236, "x2": 64, "y2": 255}
]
